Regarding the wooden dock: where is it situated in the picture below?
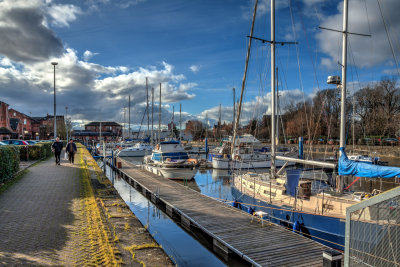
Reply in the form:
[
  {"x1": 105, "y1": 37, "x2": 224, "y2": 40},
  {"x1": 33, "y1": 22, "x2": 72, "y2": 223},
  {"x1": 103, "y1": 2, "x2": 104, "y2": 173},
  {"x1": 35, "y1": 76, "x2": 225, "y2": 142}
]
[{"x1": 113, "y1": 158, "x2": 326, "y2": 266}]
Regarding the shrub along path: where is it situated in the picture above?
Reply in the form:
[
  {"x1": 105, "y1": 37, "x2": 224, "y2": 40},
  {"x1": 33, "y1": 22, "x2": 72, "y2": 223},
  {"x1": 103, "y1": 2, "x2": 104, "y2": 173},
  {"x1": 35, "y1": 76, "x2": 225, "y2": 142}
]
[{"x1": 0, "y1": 145, "x2": 172, "y2": 266}]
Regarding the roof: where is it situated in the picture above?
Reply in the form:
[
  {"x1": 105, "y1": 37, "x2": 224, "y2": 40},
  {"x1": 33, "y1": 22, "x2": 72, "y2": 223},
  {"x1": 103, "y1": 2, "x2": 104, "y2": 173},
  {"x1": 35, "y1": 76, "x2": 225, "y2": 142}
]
[
  {"x1": 0, "y1": 127, "x2": 12, "y2": 134},
  {"x1": 72, "y1": 130, "x2": 114, "y2": 137},
  {"x1": 85, "y1": 121, "x2": 121, "y2": 127}
]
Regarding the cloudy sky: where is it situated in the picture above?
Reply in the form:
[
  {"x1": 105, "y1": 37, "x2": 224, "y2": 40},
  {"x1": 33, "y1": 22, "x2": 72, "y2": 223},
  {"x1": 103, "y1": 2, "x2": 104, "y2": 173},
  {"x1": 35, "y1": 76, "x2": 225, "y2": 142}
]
[{"x1": 0, "y1": 0, "x2": 399, "y2": 129}]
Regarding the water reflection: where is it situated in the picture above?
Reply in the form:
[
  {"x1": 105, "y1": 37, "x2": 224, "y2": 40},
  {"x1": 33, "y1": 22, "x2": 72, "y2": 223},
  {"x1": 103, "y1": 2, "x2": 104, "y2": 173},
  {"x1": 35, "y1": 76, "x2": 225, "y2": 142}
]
[{"x1": 110, "y1": 169, "x2": 226, "y2": 267}]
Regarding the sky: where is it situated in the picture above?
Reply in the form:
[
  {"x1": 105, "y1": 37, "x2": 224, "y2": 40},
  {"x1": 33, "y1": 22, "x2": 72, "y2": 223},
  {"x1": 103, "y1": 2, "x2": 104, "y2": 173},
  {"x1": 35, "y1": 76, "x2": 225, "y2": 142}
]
[{"x1": 0, "y1": 0, "x2": 399, "y2": 130}]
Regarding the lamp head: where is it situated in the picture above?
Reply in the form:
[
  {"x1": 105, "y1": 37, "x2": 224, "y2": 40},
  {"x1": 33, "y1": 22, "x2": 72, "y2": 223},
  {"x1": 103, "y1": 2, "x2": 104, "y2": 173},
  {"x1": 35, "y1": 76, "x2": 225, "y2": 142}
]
[{"x1": 51, "y1": 62, "x2": 58, "y2": 66}]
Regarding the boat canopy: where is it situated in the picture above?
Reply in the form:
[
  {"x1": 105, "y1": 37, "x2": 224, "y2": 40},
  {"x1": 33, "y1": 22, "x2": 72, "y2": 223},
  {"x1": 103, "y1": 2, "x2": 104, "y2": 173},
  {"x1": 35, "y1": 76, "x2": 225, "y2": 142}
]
[
  {"x1": 160, "y1": 140, "x2": 180, "y2": 144},
  {"x1": 338, "y1": 147, "x2": 400, "y2": 178}
]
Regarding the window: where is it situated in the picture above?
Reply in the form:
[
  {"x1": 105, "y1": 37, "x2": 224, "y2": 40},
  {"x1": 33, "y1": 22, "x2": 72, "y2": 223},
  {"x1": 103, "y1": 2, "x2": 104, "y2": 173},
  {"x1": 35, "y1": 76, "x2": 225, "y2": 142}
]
[
  {"x1": 24, "y1": 119, "x2": 26, "y2": 125},
  {"x1": 13, "y1": 112, "x2": 16, "y2": 116}
]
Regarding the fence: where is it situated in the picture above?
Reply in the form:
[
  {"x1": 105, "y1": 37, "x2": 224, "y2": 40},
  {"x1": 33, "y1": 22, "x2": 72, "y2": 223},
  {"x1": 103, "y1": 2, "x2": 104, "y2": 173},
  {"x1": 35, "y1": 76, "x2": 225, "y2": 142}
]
[{"x1": 344, "y1": 186, "x2": 400, "y2": 266}]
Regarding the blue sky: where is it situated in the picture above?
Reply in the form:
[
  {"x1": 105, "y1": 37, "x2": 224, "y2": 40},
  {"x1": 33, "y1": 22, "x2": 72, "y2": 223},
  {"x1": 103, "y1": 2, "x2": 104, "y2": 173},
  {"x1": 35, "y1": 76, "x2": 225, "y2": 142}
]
[{"x1": 0, "y1": 0, "x2": 399, "y2": 129}]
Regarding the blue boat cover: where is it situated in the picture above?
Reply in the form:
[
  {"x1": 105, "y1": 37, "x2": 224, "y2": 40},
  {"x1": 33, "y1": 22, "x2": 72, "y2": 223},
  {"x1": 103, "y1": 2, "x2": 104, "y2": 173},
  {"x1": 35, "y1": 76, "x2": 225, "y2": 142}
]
[
  {"x1": 338, "y1": 147, "x2": 400, "y2": 178},
  {"x1": 286, "y1": 169, "x2": 302, "y2": 197}
]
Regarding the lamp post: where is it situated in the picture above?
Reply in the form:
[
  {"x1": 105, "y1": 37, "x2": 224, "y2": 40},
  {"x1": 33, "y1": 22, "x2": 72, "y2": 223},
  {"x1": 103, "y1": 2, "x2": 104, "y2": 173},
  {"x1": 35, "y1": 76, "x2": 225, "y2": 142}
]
[
  {"x1": 65, "y1": 106, "x2": 68, "y2": 142},
  {"x1": 51, "y1": 62, "x2": 58, "y2": 139}
]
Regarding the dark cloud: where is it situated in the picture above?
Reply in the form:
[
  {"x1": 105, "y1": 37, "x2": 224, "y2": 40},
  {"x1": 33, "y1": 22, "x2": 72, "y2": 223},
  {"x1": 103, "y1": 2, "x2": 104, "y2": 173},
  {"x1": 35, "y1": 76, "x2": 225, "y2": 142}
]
[{"x1": 0, "y1": 8, "x2": 63, "y2": 63}]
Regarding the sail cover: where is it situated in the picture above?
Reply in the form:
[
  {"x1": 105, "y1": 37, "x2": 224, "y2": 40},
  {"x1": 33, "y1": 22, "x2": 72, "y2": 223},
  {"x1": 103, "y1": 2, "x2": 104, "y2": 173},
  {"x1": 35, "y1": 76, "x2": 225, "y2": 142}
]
[{"x1": 338, "y1": 147, "x2": 400, "y2": 178}]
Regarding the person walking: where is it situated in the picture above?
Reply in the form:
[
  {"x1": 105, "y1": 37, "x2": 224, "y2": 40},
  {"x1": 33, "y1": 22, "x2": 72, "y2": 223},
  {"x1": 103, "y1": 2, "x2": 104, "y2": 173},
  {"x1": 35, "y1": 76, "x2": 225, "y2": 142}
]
[
  {"x1": 51, "y1": 137, "x2": 63, "y2": 165},
  {"x1": 66, "y1": 139, "x2": 77, "y2": 164}
]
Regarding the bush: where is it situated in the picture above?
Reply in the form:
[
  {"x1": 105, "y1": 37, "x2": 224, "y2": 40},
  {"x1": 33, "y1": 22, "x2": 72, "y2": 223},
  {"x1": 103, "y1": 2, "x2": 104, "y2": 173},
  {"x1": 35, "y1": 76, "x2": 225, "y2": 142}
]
[
  {"x1": 0, "y1": 146, "x2": 20, "y2": 183},
  {"x1": 16, "y1": 143, "x2": 53, "y2": 161}
]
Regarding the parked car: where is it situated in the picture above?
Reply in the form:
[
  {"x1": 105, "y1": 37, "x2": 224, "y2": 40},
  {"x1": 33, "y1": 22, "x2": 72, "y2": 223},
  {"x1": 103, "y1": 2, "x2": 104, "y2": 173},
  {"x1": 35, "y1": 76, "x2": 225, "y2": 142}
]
[
  {"x1": 383, "y1": 138, "x2": 399, "y2": 146},
  {"x1": 26, "y1": 140, "x2": 37, "y2": 145},
  {"x1": 1, "y1": 139, "x2": 29, "y2": 145},
  {"x1": 0, "y1": 141, "x2": 7, "y2": 146}
]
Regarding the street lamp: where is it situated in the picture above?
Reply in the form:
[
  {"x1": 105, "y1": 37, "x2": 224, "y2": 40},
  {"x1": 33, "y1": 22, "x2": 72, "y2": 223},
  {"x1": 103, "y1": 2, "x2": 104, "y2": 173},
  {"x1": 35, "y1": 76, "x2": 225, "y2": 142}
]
[
  {"x1": 65, "y1": 106, "x2": 68, "y2": 141},
  {"x1": 51, "y1": 62, "x2": 58, "y2": 139}
]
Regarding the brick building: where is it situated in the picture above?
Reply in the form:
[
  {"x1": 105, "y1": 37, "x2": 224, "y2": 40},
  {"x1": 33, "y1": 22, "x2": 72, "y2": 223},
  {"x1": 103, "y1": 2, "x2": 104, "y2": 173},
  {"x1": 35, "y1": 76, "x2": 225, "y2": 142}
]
[
  {"x1": 0, "y1": 101, "x2": 64, "y2": 140},
  {"x1": 73, "y1": 121, "x2": 122, "y2": 141}
]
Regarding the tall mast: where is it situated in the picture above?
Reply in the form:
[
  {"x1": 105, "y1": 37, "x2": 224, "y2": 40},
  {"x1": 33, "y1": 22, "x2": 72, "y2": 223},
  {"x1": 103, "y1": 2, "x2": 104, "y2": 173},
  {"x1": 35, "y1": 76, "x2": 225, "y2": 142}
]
[
  {"x1": 172, "y1": 106, "x2": 174, "y2": 137},
  {"x1": 123, "y1": 107, "x2": 126, "y2": 139},
  {"x1": 179, "y1": 104, "x2": 182, "y2": 141},
  {"x1": 270, "y1": 0, "x2": 276, "y2": 176},
  {"x1": 219, "y1": 104, "x2": 222, "y2": 140},
  {"x1": 232, "y1": 88, "x2": 236, "y2": 129},
  {"x1": 158, "y1": 83, "x2": 161, "y2": 143},
  {"x1": 128, "y1": 95, "x2": 131, "y2": 139},
  {"x1": 151, "y1": 88, "x2": 154, "y2": 146},
  {"x1": 231, "y1": 0, "x2": 258, "y2": 155},
  {"x1": 339, "y1": 0, "x2": 349, "y2": 155},
  {"x1": 146, "y1": 77, "x2": 149, "y2": 138}
]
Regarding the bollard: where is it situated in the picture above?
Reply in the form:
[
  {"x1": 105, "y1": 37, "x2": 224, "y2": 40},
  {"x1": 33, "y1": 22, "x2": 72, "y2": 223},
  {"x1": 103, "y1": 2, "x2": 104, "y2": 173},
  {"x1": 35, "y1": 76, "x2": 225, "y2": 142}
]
[{"x1": 323, "y1": 249, "x2": 342, "y2": 267}]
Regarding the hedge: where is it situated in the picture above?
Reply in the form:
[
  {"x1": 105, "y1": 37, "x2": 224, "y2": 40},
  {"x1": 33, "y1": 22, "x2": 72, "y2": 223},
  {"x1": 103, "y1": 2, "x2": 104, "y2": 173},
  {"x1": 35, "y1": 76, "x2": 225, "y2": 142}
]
[
  {"x1": 20, "y1": 142, "x2": 53, "y2": 160},
  {"x1": 0, "y1": 146, "x2": 20, "y2": 183}
]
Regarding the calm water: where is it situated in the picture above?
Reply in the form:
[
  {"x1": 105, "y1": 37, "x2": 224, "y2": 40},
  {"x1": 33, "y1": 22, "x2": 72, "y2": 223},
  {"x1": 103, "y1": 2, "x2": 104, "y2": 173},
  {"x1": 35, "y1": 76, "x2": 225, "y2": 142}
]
[{"x1": 103, "y1": 155, "x2": 400, "y2": 266}]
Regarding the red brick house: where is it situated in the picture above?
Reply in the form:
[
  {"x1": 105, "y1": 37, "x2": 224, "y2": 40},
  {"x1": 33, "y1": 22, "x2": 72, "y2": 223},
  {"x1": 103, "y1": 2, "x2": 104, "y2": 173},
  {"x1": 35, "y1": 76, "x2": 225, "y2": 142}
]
[{"x1": 0, "y1": 101, "x2": 64, "y2": 140}]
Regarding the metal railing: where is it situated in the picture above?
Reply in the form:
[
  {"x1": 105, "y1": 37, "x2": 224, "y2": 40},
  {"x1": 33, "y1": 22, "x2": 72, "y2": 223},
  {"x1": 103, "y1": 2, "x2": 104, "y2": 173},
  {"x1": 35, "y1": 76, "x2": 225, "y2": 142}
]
[{"x1": 344, "y1": 186, "x2": 400, "y2": 266}]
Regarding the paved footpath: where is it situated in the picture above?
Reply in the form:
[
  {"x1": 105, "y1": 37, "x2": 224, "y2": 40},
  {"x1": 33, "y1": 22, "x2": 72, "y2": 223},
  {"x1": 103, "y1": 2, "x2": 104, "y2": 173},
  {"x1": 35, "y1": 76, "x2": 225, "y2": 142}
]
[{"x1": 0, "y1": 152, "x2": 81, "y2": 266}]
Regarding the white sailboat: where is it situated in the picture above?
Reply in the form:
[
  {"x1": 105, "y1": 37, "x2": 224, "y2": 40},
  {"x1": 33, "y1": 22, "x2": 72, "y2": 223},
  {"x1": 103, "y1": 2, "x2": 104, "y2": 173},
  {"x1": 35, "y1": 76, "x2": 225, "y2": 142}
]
[{"x1": 232, "y1": 0, "x2": 400, "y2": 251}]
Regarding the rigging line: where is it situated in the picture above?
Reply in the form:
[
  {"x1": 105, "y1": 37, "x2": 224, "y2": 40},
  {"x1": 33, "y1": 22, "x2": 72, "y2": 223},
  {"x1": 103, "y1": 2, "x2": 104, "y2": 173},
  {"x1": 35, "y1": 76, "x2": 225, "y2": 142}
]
[
  {"x1": 376, "y1": 0, "x2": 400, "y2": 76},
  {"x1": 288, "y1": 0, "x2": 311, "y2": 144},
  {"x1": 377, "y1": 0, "x2": 400, "y2": 72},
  {"x1": 296, "y1": 2, "x2": 326, "y2": 149}
]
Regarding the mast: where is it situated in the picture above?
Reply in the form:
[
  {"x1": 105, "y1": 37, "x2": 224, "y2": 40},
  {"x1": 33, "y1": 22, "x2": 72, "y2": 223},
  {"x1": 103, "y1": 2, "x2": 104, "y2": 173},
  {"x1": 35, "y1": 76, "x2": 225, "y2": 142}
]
[
  {"x1": 219, "y1": 104, "x2": 222, "y2": 140},
  {"x1": 151, "y1": 88, "x2": 154, "y2": 146},
  {"x1": 128, "y1": 95, "x2": 131, "y2": 139},
  {"x1": 172, "y1": 106, "x2": 175, "y2": 137},
  {"x1": 159, "y1": 83, "x2": 161, "y2": 143},
  {"x1": 123, "y1": 107, "x2": 126, "y2": 139},
  {"x1": 352, "y1": 94, "x2": 355, "y2": 150},
  {"x1": 270, "y1": 0, "x2": 276, "y2": 176},
  {"x1": 232, "y1": 88, "x2": 236, "y2": 129},
  {"x1": 231, "y1": 0, "x2": 258, "y2": 155},
  {"x1": 339, "y1": 0, "x2": 349, "y2": 155},
  {"x1": 179, "y1": 104, "x2": 182, "y2": 141},
  {"x1": 146, "y1": 77, "x2": 149, "y2": 138}
]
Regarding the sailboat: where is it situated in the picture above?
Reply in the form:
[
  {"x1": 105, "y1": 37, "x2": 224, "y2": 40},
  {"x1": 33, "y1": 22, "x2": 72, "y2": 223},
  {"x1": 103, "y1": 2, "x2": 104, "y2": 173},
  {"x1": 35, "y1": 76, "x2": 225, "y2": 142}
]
[{"x1": 232, "y1": 0, "x2": 400, "y2": 250}]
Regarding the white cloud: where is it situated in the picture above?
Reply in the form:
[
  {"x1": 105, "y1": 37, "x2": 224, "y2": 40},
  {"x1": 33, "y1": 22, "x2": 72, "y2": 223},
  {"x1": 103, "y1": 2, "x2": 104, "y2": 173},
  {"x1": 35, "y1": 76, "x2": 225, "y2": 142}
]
[
  {"x1": 316, "y1": 0, "x2": 400, "y2": 69},
  {"x1": 197, "y1": 89, "x2": 307, "y2": 126},
  {"x1": 189, "y1": 65, "x2": 201, "y2": 73},
  {"x1": 46, "y1": 3, "x2": 82, "y2": 27},
  {"x1": 83, "y1": 50, "x2": 99, "y2": 61},
  {"x1": 241, "y1": 0, "x2": 289, "y2": 20}
]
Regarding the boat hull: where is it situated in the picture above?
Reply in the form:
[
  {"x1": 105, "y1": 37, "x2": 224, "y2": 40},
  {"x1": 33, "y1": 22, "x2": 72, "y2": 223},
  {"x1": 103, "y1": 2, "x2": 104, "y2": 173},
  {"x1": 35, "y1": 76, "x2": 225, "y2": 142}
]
[
  {"x1": 143, "y1": 164, "x2": 196, "y2": 180},
  {"x1": 230, "y1": 186, "x2": 345, "y2": 250},
  {"x1": 212, "y1": 158, "x2": 295, "y2": 169},
  {"x1": 117, "y1": 149, "x2": 151, "y2": 157}
]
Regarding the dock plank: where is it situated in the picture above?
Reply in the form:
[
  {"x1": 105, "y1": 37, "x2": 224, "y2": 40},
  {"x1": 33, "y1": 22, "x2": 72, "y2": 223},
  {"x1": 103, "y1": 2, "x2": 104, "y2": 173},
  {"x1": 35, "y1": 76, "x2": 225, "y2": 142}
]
[{"x1": 116, "y1": 159, "x2": 326, "y2": 266}]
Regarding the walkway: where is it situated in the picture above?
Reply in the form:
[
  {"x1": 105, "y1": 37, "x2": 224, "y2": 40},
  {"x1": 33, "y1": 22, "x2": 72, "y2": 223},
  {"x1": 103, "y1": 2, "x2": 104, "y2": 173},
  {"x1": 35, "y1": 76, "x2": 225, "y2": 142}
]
[
  {"x1": 0, "y1": 148, "x2": 172, "y2": 266},
  {"x1": 0, "y1": 153, "x2": 81, "y2": 265}
]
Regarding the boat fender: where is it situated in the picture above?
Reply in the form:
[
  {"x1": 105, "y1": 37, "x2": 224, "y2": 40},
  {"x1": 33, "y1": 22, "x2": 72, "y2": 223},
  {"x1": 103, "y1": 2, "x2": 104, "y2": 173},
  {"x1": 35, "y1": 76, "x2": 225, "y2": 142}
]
[
  {"x1": 248, "y1": 207, "x2": 254, "y2": 215},
  {"x1": 232, "y1": 200, "x2": 239, "y2": 208},
  {"x1": 293, "y1": 221, "x2": 300, "y2": 233}
]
